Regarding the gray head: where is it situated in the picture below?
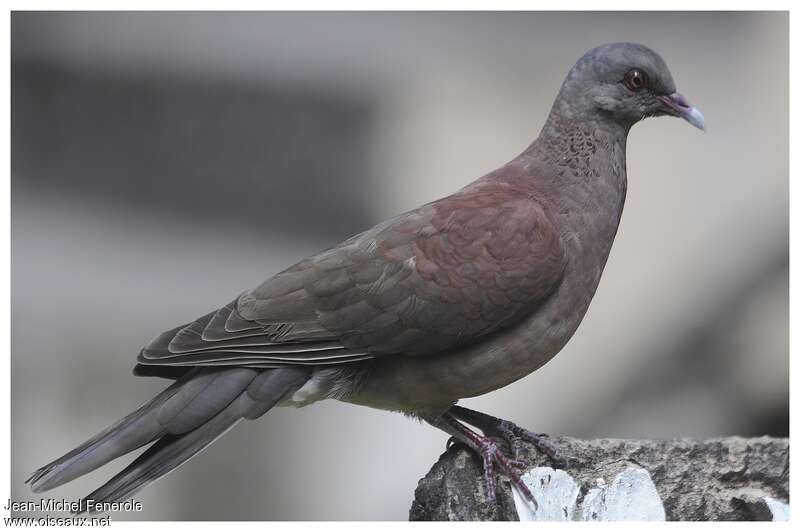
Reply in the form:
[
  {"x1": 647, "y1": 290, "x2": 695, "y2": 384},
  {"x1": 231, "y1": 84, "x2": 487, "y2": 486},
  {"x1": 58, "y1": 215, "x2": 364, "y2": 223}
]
[{"x1": 550, "y1": 42, "x2": 704, "y2": 132}]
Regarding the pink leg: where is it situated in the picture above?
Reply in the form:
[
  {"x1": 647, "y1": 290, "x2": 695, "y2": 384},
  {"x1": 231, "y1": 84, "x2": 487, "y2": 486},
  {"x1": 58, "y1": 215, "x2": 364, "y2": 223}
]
[
  {"x1": 449, "y1": 405, "x2": 564, "y2": 465},
  {"x1": 430, "y1": 412, "x2": 537, "y2": 506}
]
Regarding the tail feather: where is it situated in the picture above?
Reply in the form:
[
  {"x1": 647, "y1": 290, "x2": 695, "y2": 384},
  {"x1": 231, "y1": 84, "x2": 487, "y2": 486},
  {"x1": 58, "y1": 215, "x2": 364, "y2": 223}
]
[
  {"x1": 80, "y1": 367, "x2": 309, "y2": 510},
  {"x1": 28, "y1": 366, "x2": 310, "y2": 503},
  {"x1": 80, "y1": 392, "x2": 253, "y2": 509},
  {"x1": 27, "y1": 374, "x2": 192, "y2": 492}
]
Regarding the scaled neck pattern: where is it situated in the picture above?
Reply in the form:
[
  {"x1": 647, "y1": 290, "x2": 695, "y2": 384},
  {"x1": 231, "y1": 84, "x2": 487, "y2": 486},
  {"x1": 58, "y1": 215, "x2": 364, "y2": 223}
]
[
  {"x1": 521, "y1": 106, "x2": 631, "y2": 295},
  {"x1": 535, "y1": 109, "x2": 629, "y2": 182},
  {"x1": 510, "y1": 103, "x2": 631, "y2": 221}
]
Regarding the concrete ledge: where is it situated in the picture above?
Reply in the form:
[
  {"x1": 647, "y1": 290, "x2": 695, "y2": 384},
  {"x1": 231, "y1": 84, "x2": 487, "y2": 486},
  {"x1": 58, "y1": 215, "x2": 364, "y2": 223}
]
[{"x1": 409, "y1": 436, "x2": 789, "y2": 521}]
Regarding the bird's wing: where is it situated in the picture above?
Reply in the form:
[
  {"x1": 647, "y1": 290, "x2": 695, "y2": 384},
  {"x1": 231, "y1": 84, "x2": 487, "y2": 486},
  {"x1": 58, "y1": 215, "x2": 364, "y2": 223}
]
[{"x1": 137, "y1": 181, "x2": 566, "y2": 369}]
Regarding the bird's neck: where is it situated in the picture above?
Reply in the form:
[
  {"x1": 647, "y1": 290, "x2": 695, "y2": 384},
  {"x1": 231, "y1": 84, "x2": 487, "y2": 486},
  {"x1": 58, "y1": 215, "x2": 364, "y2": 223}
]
[
  {"x1": 539, "y1": 107, "x2": 630, "y2": 149},
  {"x1": 518, "y1": 109, "x2": 629, "y2": 195},
  {"x1": 516, "y1": 108, "x2": 630, "y2": 242},
  {"x1": 522, "y1": 109, "x2": 630, "y2": 310}
]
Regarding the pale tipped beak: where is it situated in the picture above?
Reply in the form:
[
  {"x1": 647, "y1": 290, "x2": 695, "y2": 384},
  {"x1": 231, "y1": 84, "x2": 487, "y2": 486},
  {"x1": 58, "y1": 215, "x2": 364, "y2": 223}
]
[{"x1": 657, "y1": 92, "x2": 705, "y2": 131}]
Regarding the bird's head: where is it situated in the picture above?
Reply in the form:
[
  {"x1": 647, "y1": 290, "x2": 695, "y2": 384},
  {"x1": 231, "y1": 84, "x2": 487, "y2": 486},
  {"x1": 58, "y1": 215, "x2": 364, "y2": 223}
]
[{"x1": 554, "y1": 42, "x2": 705, "y2": 132}]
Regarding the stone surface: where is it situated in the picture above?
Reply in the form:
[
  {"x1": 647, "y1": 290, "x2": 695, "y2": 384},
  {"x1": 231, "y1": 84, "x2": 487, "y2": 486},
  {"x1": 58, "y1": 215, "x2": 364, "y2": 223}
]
[{"x1": 409, "y1": 436, "x2": 789, "y2": 521}]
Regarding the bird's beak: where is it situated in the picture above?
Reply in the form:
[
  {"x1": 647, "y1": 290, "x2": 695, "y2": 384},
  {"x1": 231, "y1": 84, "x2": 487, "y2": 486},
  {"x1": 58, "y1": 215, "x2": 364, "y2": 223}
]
[{"x1": 657, "y1": 92, "x2": 705, "y2": 131}]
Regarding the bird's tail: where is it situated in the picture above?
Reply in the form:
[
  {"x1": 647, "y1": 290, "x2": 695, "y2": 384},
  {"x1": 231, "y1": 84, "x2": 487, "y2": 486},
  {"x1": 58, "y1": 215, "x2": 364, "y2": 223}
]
[{"x1": 27, "y1": 366, "x2": 309, "y2": 508}]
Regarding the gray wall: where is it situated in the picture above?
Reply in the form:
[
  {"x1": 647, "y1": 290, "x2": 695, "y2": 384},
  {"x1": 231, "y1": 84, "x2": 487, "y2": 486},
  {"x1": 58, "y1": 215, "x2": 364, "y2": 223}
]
[{"x1": 11, "y1": 12, "x2": 788, "y2": 520}]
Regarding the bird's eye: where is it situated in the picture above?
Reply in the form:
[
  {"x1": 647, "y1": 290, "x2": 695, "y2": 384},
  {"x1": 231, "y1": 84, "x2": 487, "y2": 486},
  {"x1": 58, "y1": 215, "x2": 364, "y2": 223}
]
[{"x1": 623, "y1": 69, "x2": 649, "y2": 92}]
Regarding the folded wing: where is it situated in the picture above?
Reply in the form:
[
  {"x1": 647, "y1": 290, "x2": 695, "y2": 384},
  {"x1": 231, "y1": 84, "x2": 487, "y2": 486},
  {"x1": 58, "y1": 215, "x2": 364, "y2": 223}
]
[{"x1": 137, "y1": 181, "x2": 567, "y2": 370}]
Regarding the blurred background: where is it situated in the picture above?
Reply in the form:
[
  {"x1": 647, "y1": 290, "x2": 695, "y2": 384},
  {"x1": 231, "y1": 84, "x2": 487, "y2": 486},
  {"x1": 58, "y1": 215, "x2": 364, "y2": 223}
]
[{"x1": 11, "y1": 12, "x2": 788, "y2": 520}]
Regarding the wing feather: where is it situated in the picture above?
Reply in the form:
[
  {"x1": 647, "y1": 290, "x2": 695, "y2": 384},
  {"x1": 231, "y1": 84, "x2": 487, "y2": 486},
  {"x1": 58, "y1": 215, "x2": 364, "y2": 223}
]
[{"x1": 136, "y1": 179, "x2": 566, "y2": 370}]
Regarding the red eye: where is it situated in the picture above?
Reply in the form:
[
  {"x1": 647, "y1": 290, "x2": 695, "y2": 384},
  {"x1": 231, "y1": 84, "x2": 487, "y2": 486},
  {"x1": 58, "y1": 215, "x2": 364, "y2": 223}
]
[{"x1": 623, "y1": 69, "x2": 648, "y2": 91}]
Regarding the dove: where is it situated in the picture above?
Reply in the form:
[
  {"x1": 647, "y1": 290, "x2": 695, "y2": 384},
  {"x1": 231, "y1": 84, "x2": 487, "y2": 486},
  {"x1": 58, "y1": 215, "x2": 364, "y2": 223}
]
[{"x1": 28, "y1": 42, "x2": 704, "y2": 511}]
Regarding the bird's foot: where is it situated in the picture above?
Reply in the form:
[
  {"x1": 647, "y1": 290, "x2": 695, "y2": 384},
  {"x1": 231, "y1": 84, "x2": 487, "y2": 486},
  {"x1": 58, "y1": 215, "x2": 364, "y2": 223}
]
[
  {"x1": 492, "y1": 419, "x2": 565, "y2": 466},
  {"x1": 439, "y1": 413, "x2": 536, "y2": 506},
  {"x1": 449, "y1": 405, "x2": 565, "y2": 466},
  {"x1": 473, "y1": 432, "x2": 533, "y2": 504}
]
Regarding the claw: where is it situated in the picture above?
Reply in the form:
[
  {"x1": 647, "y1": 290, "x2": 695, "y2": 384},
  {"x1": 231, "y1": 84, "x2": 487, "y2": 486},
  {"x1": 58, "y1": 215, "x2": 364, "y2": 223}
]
[
  {"x1": 438, "y1": 410, "x2": 545, "y2": 507},
  {"x1": 476, "y1": 437, "x2": 535, "y2": 505},
  {"x1": 495, "y1": 420, "x2": 564, "y2": 464}
]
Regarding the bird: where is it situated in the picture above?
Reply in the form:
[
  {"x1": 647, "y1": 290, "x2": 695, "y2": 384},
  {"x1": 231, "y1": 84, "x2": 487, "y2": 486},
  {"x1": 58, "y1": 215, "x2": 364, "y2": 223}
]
[{"x1": 27, "y1": 42, "x2": 704, "y2": 512}]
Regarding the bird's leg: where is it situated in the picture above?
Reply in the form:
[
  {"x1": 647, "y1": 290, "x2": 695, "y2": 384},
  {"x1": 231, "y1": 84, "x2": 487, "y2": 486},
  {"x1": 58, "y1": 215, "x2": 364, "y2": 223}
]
[
  {"x1": 448, "y1": 405, "x2": 564, "y2": 465},
  {"x1": 426, "y1": 412, "x2": 536, "y2": 506}
]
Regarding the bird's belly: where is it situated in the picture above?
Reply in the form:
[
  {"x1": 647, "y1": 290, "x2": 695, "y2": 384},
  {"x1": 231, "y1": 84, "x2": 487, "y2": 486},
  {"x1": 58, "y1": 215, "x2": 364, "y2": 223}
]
[{"x1": 344, "y1": 278, "x2": 592, "y2": 415}]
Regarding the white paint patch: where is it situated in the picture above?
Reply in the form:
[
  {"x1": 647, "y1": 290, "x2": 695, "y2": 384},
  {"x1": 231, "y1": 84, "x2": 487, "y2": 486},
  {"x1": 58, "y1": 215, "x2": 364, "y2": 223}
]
[
  {"x1": 512, "y1": 466, "x2": 666, "y2": 522},
  {"x1": 581, "y1": 468, "x2": 665, "y2": 521},
  {"x1": 511, "y1": 467, "x2": 580, "y2": 521},
  {"x1": 763, "y1": 496, "x2": 789, "y2": 521},
  {"x1": 581, "y1": 487, "x2": 606, "y2": 520}
]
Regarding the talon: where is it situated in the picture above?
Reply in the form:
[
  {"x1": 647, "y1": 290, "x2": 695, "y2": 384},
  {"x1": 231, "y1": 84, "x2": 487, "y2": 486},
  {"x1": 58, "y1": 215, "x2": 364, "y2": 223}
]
[
  {"x1": 438, "y1": 411, "x2": 541, "y2": 507},
  {"x1": 504, "y1": 424, "x2": 564, "y2": 464},
  {"x1": 476, "y1": 437, "x2": 535, "y2": 505}
]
